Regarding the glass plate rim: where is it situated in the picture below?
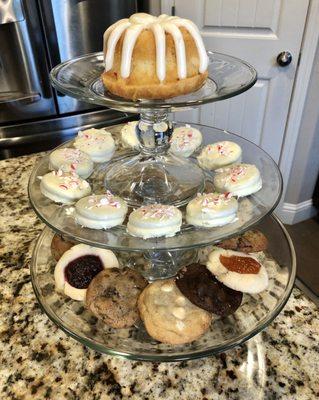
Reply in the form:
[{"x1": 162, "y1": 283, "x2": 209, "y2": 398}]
[
  {"x1": 49, "y1": 51, "x2": 257, "y2": 110},
  {"x1": 30, "y1": 214, "x2": 296, "y2": 362},
  {"x1": 28, "y1": 122, "x2": 283, "y2": 252}
]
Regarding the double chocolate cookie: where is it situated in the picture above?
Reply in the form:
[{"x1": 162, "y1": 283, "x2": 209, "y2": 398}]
[
  {"x1": 176, "y1": 263, "x2": 242, "y2": 317},
  {"x1": 86, "y1": 267, "x2": 147, "y2": 329}
]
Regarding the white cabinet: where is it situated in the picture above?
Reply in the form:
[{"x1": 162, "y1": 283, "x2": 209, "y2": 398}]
[{"x1": 163, "y1": 0, "x2": 309, "y2": 162}]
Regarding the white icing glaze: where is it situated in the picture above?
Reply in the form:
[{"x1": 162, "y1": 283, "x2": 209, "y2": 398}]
[
  {"x1": 74, "y1": 193, "x2": 128, "y2": 230},
  {"x1": 197, "y1": 141, "x2": 242, "y2": 170},
  {"x1": 213, "y1": 163, "x2": 262, "y2": 197},
  {"x1": 186, "y1": 192, "x2": 238, "y2": 227},
  {"x1": 49, "y1": 148, "x2": 94, "y2": 179},
  {"x1": 104, "y1": 21, "x2": 131, "y2": 72},
  {"x1": 103, "y1": 13, "x2": 208, "y2": 81},
  {"x1": 120, "y1": 121, "x2": 139, "y2": 149},
  {"x1": 169, "y1": 124, "x2": 202, "y2": 157},
  {"x1": 74, "y1": 128, "x2": 115, "y2": 163},
  {"x1": 40, "y1": 170, "x2": 91, "y2": 204},
  {"x1": 127, "y1": 204, "x2": 182, "y2": 239}
]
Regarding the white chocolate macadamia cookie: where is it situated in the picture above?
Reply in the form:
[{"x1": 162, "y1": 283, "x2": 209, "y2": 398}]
[
  {"x1": 54, "y1": 244, "x2": 119, "y2": 301},
  {"x1": 49, "y1": 148, "x2": 94, "y2": 179},
  {"x1": 120, "y1": 121, "x2": 139, "y2": 149},
  {"x1": 206, "y1": 248, "x2": 268, "y2": 294},
  {"x1": 169, "y1": 125, "x2": 202, "y2": 157},
  {"x1": 40, "y1": 170, "x2": 91, "y2": 204},
  {"x1": 197, "y1": 141, "x2": 242, "y2": 170},
  {"x1": 74, "y1": 128, "x2": 115, "y2": 163},
  {"x1": 186, "y1": 192, "x2": 238, "y2": 227},
  {"x1": 213, "y1": 163, "x2": 262, "y2": 197},
  {"x1": 75, "y1": 192, "x2": 128, "y2": 229},
  {"x1": 138, "y1": 279, "x2": 212, "y2": 344},
  {"x1": 127, "y1": 204, "x2": 182, "y2": 239}
]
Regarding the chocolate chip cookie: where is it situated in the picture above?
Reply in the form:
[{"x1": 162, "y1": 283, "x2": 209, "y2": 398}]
[
  {"x1": 86, "y1": 267, "x2": 147, "y2": 329},
  {"x1": 217, "y1": 230, "x2": 268, "y2": 253},
  {"x1": 138, "y1": 279, "x2": 212, "y2": 345},
  {"x1": 176, "y1": 263, "x2": 242, "y2": 317}
]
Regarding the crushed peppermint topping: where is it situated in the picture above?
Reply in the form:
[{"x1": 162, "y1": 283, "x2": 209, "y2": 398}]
[
  {"x1": 207, "y1": 141, "x2": 233, "y2": 156},
  {"x1": 86, "y1": 191, "x2": 121, "y2": 209},
  {"x1": 228, "y1": 165, "x2": 247, "y2": 182},
  {"x1": 59, "y1": 148, "x2": 89, "y2": 164},
  {"x1": 197, "y1": 192, "x2": 233, "y2": 209},
  {"x1": 170, "y1": 127, "x2": 199, "y2": 150},
  {"x1": 77, "y1": 129, "x2": 112, "y2": 146},
  {"x1": 139, "y1": 204, "x2": 177, "y2": 220},
  {"x1": 53, "y1": 169, "x2": 63, "y2": 177},
  {"x1": 52, "y1": 170, "x2": 89, "y2": 190}
]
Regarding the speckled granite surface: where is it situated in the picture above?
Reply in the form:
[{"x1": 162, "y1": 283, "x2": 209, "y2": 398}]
[{"x1": 0, "y1": 153, "x2": 318, "y2": 400}]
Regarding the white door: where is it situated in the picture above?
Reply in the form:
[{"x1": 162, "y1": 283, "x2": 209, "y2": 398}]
[{"x1": 162, "y1": 0, "x2": 309, "y2": 162}]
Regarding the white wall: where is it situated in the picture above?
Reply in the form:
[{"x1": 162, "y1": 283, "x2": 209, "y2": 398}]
[{"x1": 281, "y1": 41, "x2": 319, "y2": 224}]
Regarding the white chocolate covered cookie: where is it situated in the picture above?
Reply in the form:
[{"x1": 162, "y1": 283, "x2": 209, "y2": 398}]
[
  {"x1": 197, "y1": 141, "x2": 242, "y2": 170},
  {"x1": 49, "y1": 148, "x2": 94, "y2": 179},
  {"x1": 40, "y1": 170, "x2": 91, "y2": 204},
  {"x1": 120, "y1": 121, "x2": 139, "y2": 149},
  {"x1": 206, "y1": 248, "x2": 268, "y2": 294},
  {"x1": 186, "y1": 192, "x2": 238, "y2": 227},
  {"x1": 213, "y1": 163, "x2": 262, "y2": 197},
  {"x1": 74, "y1": 192, "x2": 128, "y2": 229},
  {"x1": 127, "y1": 204, "x2": 182, "y2": 239},
  {"x1": 74, "y1": 128, "x2": 115, "y2": 163},
  {"x1": 54, "y1": 244, "x2": 119, "y2": 301},
  {"x1": 169, "y1": 125, "x2": 202, "y2": 157},
  {"x1": 138, "y1": 279, "x2": 212, "y2": 344}
]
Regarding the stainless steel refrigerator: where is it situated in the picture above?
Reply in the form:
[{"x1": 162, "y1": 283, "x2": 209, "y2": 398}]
[{"x1": 0, "y1": 0, "x2": 150, "y2": 158}]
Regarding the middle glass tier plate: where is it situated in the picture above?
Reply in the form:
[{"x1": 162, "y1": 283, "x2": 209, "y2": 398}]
[{"x1": 28, "y1": 122, "x2": 282, "y2": 251}]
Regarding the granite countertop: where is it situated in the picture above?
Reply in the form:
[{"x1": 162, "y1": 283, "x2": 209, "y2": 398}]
[{"x1": 0, "y1": 153, "x2": 318, "y2": 400}]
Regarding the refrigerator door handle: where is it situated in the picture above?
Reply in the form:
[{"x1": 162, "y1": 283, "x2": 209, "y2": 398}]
[{"x1": 0, "y1": 91, "x2": 41, "y2": 105}]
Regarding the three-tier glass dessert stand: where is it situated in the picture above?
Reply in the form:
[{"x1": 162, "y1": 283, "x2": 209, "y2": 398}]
[{"x1": 29, "y1": 51, "x2": 296, "y2": 361}]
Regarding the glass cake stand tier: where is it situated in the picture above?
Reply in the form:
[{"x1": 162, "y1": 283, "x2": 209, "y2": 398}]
[
  {"x1": 50, "y1": 51, "x2": 257, "y2": 113},
  {"x1": 28, "y1": 123, "x2": 282, "y2": 252},
  {"x1": 30, "y1": 214, "x2": 296, "y2": 361}
]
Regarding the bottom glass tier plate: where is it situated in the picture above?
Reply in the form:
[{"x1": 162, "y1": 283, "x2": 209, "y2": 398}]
[{"x1": 31, "y1": 215, "x2": 295, "y2": 362}]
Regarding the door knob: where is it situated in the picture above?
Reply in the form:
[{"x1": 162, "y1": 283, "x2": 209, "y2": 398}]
[{"x1": 277, "y1": 51, "x2": 292, "y2": 67}]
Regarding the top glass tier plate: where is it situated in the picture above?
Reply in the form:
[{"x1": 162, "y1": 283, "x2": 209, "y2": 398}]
[
  {"x1": 28, "y1": 123, "x2": 282, "y2": 252},
  {"x1": 50, "y1": 51, "x2": 257, "y2": 113}
]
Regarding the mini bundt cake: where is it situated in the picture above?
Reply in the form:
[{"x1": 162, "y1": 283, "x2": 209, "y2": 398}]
[{"x1": 102, "y1": 13, "x2": 209, "y2": 100}]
